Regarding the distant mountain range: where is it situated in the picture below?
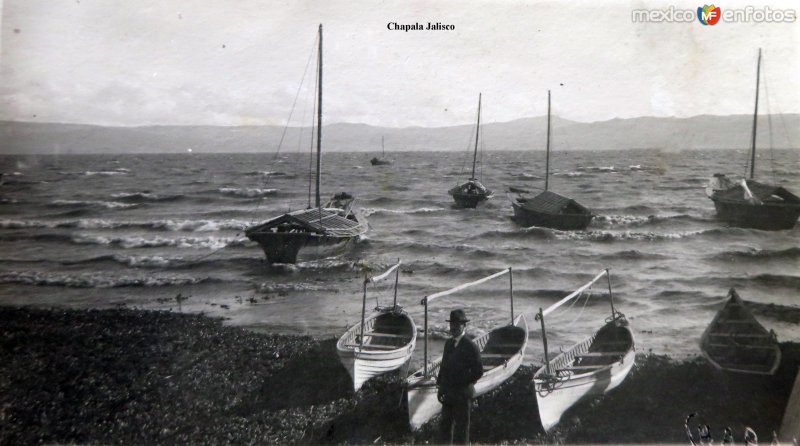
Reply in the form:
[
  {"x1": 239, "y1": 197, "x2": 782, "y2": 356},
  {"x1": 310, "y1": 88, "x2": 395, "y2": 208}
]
[{"x1": 1, "y1": 114, "x2": 798, "y2": 154}]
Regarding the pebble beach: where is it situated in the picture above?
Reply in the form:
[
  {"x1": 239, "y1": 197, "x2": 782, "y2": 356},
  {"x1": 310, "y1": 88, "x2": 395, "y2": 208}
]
[{"x1": 2, "y1": 306, "x2": 797, "y2": 444}]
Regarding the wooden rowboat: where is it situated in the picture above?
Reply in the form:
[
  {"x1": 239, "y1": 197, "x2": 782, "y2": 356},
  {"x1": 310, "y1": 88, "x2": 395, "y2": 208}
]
[
  {"x1": 337, "y1": 261, "x2": 416, "y2": 391},
  {"x1": 700, "y1": 288, "x2": 780, "y2": 375},
  {"x1": 533, "y1": 270, "x2": 635, "y2": 432},
  {"x1": 406, "y1": 268, "x2": 528, "y2": 431}
]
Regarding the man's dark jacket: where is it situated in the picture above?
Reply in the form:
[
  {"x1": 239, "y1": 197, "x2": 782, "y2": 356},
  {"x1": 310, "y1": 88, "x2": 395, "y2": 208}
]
[{"x1": 437, "y1": 336, "x2": 483, "y2": 403}]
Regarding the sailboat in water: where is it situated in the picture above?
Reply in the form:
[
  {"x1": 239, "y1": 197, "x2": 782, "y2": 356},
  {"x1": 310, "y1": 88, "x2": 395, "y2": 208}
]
[
  {"x1": 706, "y1": 49, "x2": 800, "y2": 230},
  {"x1": 370, "y1": 136, "x2": 391, "y2": 166},
  {"x1": 245, "y1": 25, "x2": 368, "y2": 264},
  {"x1": 511, "y1": 91, "x2": 593, "y2": 230},
  {"x1": 448, "y1": 93, "x2": 493, "y2": 208}
]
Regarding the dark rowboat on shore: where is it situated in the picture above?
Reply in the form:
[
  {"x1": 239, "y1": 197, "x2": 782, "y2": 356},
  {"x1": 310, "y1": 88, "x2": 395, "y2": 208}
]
[
  {"x1": 245, "y1": 25, "x2": 368, "y2": 264},
  {"x1": 511, "y1": 91, "x2": 593, "y2": 230},
  {"x1": 700, "y1": 288, "x2": 781, "y2": 375},
  {"x1": 706, "y1": 49, "x2": 800, "y2": 230},
  {"x1": 449, "y1": 93, "x2": 493, "y2": 208}
]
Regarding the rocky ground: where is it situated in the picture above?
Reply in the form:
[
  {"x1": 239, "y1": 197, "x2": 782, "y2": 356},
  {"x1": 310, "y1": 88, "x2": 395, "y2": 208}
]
[{"x1": 1, "y1": 306, "x2": 797, "y2": 444}]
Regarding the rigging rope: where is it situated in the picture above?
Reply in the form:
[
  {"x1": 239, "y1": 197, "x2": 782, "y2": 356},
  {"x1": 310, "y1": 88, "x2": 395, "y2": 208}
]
[
  {"x1": 763, "y1": 71, "x2": 777, "y2": 184},
  {"x1": 249, "y1": 32, "x2": 319, "y2": 223}
]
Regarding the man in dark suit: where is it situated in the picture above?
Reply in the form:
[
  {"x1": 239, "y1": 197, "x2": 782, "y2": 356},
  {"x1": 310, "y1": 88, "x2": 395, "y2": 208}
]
[{"x1": 437, "y1": 309, "x2": 483, "y2": 444}]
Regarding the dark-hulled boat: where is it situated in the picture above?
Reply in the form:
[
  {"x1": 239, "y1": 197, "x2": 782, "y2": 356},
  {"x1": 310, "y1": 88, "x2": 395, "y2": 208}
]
[
  {"x1": 449, "y1": 93, "x2": 493, "y2": 208},
  {"x1": 370, "y1": 136, "x2": 391, "y2": 166},
  {"x1": 706, "y1": 49, "x2": 800, "y2": 230},
  {"x1": 512, "y1": 91, "x2": 593, "y2": 230},
  {"x1": 245, "y1": 25, "x2": 368, "y2": 264},
  {"x1": 700, "y1": 288, "x2": 781, "y2": 375}
]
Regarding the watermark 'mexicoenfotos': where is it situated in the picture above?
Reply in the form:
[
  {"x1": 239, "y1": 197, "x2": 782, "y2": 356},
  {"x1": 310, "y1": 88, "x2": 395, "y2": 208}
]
[{"x1": 632, "y1": 4, "x2": 797, "y2": 24}]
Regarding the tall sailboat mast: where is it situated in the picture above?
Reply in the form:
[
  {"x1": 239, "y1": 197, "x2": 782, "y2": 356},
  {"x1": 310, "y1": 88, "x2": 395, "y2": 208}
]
[
  {"x1": 315, "y1": 24, "x2": 323, "y2": 207},
  {"x1": 545, "y1": 90, "x2": 551, "y2": 191},
  {"x1": 749, "y1": 48, "x2": 761, "y2": 180},
  {"x1": 471, "y1": 93, "x2": 482, "y2": 179}
]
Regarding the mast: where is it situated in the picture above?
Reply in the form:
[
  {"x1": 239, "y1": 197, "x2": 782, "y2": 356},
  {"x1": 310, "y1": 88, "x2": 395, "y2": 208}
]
[
  {"x1": 749, "y1": 48, "x2": 761, "y2": 180},
  {"x1": 545, "y1": 90, "x2": 551, "y2": 191},
  {"x1": 471, "y1": 93, "x2": 482, "y2": 179},
  {"x1": 315, "y1": 24, "x2": 323, "y2": 207}
]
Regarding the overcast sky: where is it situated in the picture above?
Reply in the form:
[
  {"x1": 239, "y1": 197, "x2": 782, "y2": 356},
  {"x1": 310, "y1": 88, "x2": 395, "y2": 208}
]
[{"x1": 1, "y1": 0, "x2": 798, "y2": 127}]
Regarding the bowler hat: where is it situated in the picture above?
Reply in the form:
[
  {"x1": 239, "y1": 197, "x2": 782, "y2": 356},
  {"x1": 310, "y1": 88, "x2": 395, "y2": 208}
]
[{"x1": 446, "y1": 309, "x2": 470, "y2": 324}]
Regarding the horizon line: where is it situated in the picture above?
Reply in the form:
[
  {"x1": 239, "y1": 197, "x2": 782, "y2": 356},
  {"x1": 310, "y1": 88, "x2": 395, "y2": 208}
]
[{"x1": 3, "y1": 112, "x2": 799, "y2": 130}]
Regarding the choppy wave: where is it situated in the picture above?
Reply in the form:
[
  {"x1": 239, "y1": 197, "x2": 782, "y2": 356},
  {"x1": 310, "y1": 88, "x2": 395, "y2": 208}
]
[
  {"x1": 577, "y1": 165, "x2": 616, "y2": 173},
  {"x1": 71, "y1": 234, "x2": 249, "y2": 250},
  {"x1": 710, "y1": 247, "x2": 800, "y2": 261},
  {"x1": 597, "y1": 249, "x2": 670, "y2": 260},
  {"x1": 51, "y1": 199, "x2": 138, "y2": 209},
  {"x1": 0, "y1": 271, "x2": 215, "y2": 288},
  {"x1": 110, "y1": 192, "x2": 185, "y2": 203},
  {"x1": 476, "y1": 226, "x2": 716, "y2": 242},
  {"x1": 0, "y1": 218, "x2": 249, "y2": 232},
  {"x1": 361, "y1": 207, "x2": 446, "y2": 217},
  {"x1": 218, "y1": 187, "x2": 279, "y2": 198},
  {"x1": 552, "y1": 171, "x2": 584, "y2": 177},
  {"x1": 245, "y1": 170, "x2": 293, "y2": 178},
  {"x1": 61, "y1": 254, "x2": 260, "y2": 270},
  {"x1": 593, "y1": 213, "x2": 704, "y2": 228},
  {"x1": 58, "y1": 168, "x2": 130, "y2": 176}
]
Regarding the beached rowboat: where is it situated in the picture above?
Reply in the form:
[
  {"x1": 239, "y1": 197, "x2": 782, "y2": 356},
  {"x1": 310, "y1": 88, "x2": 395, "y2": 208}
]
[
  {"x1": 533, "y1": 270, "x2": 635, "y2": 432},
  {"x1": 337, "y1": 261, "x2": 416, "y2": 391},
  {"x1": 406, "y1": 268, "x2": 528, "y2": 430},
  {"x1": 700, "y1": 288, "x2": 780, "y2": 375}
]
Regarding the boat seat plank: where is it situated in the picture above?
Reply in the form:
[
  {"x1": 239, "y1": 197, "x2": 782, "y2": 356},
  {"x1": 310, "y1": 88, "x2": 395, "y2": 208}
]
[
  {"x1": 576, "y1": 351, "x2": 628, "y2": 357},
  {"x1": 706, "y1": 342, "x2": 776, "y2": 349},
  {"x1": 481, "y1": 353, "x2": 512, "y2": 358},
  {"x1": 708, "y1": 333, "x2": 769, "y2": 338},
  {"x1": 344, "y1": 343, "x2": 400, "y2": 350},
  {"x1": 558, "y1": 365, "x2": 607, "y2": 371},
  {"x1": 364, "y1": 332, "x2": 407, "y2": 338}
]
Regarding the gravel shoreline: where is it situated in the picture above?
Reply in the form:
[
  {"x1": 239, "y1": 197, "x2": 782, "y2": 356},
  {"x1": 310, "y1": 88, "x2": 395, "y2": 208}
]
[{"x1": 1, "y1": 306, "x2": 797, "y2": 444}]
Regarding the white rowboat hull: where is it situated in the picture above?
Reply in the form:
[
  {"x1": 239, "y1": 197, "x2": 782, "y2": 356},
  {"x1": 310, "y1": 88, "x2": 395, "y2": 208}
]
[
  {"x1": 533, "y1": 322, "x2": 635, "y2": 432},
  {"x1": 406, "y1": 314, "x2": 528, "y2": 431}
]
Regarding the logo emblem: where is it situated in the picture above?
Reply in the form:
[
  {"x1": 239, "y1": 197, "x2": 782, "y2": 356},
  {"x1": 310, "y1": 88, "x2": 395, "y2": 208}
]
[{"x1": 698, "y1": 4, "x2": 721, "y2": 25}]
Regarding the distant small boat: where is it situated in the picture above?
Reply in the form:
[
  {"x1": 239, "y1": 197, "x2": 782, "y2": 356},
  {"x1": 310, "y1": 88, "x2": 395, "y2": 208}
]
[
  {"x1": 337, "y1": 261, "x2": 416, "y2": 391},
  {"x1": 706, "y1": 49, "x2": 800, "y2": 230},
  {"x1": 406, "y1": 268, "x2": 528, "y2": 431},
  {"x1": 511, "y1": 91, "x2": 593, "y2": 230},
  {"x1": 700, "y1": 288, "x2": 780, "y2": 375},
  {"x1": 449, "y1": 93, "x2": 493, "y2": 208},
  {"x1": 533, "y1": 270, "x2": 635, "y2": 432},
  {"x1": 245, "y1": 25, "x2": 368, "y2": 264},
  {"x1": 370, "y1": 136, "x2": 391, "y2": 166}
]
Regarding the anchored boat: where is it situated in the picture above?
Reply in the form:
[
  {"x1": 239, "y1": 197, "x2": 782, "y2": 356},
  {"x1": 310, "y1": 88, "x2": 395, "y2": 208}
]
[
  {"x1": 533, "y1": 269, "x2": 635, "y2": 432},
  {"x1": 370, "y1": 136, "x2": 391, "y2": 166},
  {"x1": 245, "y1": 25, "x2": 368, "y2": 264},
  {"x1": 406, "y1": 268, "x2": 528, "y2": 431},
  {"x1": 449, "y1": 93, "x2": 493, "y2": 208},
  {"x1": 336, "y1": 261, "x2": 416, "y2": 391},
  {"x1": 706, "y1": 49, "x2": 800, "y2": 230},
  {"x1": 700, "y1": 288, "x2": 780, "y2": 375},
  {"x1": 512, "y1": 91, "x2": 593, "y2": 230}
]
